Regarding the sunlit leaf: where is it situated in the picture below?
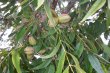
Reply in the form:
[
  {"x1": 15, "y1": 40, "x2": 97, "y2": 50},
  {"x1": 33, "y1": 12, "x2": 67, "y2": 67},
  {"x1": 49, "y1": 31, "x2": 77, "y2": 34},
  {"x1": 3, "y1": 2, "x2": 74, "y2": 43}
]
[
  {"x1": 108, "y1": 0, "x2": 110, "y2": 10},
  {"x1": 68, "y1": 53, "x2": 80, "y2": 67},
  {"x1": 74, "y1": 65, "x2": 86, "y2": 73},
  {"x1": 63, "y1": 66, "x2": 69, "y2": 73},
  {"x1": 101, "y1": 64, "x2": 108, "y2": 73},
  {"x1": 35, "y1": 0, "x2": 45, "y2": 10},
  {"x1": 81, "y1": 0, "x2": 106, "y2": 22},
  {"x1": 88, "y1": 53, "x2": 104, "y2": 73},
  {"x1": 56, "y1": 47, "x2": 66, "y2": 73},
  {"x1": 68, "y1": 53, "x2": 86, "y2": 73},
  {"x1": 106, "y1": 9, "x2": 110, "y2": 26},
  {"x1": 11, "y1": 50, "x2": 21, "y2": 73}
]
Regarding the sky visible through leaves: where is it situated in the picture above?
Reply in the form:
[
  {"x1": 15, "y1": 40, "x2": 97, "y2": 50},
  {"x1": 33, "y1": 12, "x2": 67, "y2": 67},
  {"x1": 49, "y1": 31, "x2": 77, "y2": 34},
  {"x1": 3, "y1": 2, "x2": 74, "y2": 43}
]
[{"x1": 0, "y1": 1, "x2": 109, "y2": 50}]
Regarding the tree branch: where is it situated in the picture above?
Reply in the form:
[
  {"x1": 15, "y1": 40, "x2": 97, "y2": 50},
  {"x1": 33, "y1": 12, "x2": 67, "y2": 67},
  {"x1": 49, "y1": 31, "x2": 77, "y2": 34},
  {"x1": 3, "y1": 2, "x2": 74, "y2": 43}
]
[{"x1": 51, "y1": 0, "x2": 58, "y2": 10}]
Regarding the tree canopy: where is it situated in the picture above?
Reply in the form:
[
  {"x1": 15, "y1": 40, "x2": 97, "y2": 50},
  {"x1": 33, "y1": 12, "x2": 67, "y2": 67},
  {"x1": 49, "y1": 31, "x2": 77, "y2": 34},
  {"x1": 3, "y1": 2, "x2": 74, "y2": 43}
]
[{"x1": 0, "y1": 0, "x2": 110, "y2": 73}]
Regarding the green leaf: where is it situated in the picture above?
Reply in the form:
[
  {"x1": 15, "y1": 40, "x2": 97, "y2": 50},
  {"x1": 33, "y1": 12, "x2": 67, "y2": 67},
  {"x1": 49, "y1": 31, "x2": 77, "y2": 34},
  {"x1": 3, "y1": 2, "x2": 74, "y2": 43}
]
[
  {"x1": 88, "y1": 54, "x2": 104, "y2": 73},
  {"x1": 67, "y1": 32, "x2": 75, "y2": 43},
  {"x1": 81, "y1": 0, "x2": 106, "y2": 22},
  {"x1": 102, "y1": 44, "x2": 110, "y2": 58},
  {"x1": 75, "y1": 42, "x2": 84, "y2": 58},
  {"x1": 41, "y1": 28, "x2": 56, "y2": 38},
  {"x1": 11, "y1": 50, "x2": 21, "y2": 73},
  {"x1": 8, "y1": 56, "x2": 14, "y2": 73},
  {"x1": 68, "y1": 53, "x2": 86, "y2": 73},
  {"x1": 95, "y1": 54, "x2": 110, "y2": 64},
  {"x1": 32, "y1": 59, "x2": 51, "y2": 70},
  {"x1": 40, "y1": 41, "x2": 61, "y2": 59},
  {"x1": 22, "y1": 6, "x2": 32, "y2": 18},
  {"x1": 101, "y1": 64, "x2": 108, "y2": 73},
  {"x1": 68, "y1": 53, "x2": 80, "y2": 67},
  {"x1": 108, "y1": 0, "x2": 110, "y2": 10},
  {"x1": 48, "y1": 64, "x2": 55, "y2": 73},
  {"x1": 74, "y1": 65, "x2": 86, "y2": 73},
  {"x1": 44, "y1": 0, "x2": 56, "y2": 27},
  {"x1": 63, "y1": 66, "x2": 69, "y2": 73},
  {"x1": 106, "y1": 9, "x2": 110, "y2": 26},
  {"x1": 45, "y1": 64, "x2": 55, "y2": 73},
  {"x1": 80, "y1": 0, "x2": 89, "y2": 5},
  {"x1": 31, "y1": 24, "x2": 38, "y2": 35},
  {"x1": 16, "y1": 27, "x2": 26, "y2": 42},
  {"x1": 35, "y1": 0, "x2": 45, "y2": 10},
  {"x1": 56, "y1": 47, "x2": 66, "y2": 73}
]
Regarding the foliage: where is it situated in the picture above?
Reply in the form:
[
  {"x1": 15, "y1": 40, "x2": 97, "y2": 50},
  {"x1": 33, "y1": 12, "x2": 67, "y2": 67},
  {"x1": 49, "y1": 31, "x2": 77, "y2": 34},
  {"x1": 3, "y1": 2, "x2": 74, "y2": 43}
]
[{"x1": 0, "y1": 0, "x2": 110, "y2": 73}]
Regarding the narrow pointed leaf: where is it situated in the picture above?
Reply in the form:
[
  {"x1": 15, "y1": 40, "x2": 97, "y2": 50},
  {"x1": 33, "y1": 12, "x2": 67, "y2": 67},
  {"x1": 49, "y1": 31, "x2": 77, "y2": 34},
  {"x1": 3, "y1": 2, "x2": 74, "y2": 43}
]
[
  {"x1": 68, "y1": 53, "x2": 80, "y2": 67},
  {"x1": 35, "y1": 0, "x2": 45, "y2": 10},
  {"x1": 102, "y1": 44, "x2": 110, "y2": 58},
  {"x1": 56, "y1": 48, "x2": 66, "y2": 73},
  {"x1": 74, "y1": 66, "x2": 86, "y2": 73},
  {"x1": 81, "y1": 0, "x2": 106, "y2": 22},
  {"x1": 11, "y1": 50, "x2": 21, "y2": 73},
  {"x1": 44, "y1": 0, "x2": 56, "y2": 27},
  {"x1": 63, "y1": 66, "x2": 69, "y2": 73},
  {"x1": 101, "y1": 64, "x2": 108, "y2": 73},
  {"x1": 75, "y1": 42, "x2": 84, "y2": 58},
  {"x1": 106, "y1": 9, "x2": 110, "y2": 26},
  {"x1": 88, "y1": 54, "x2": 104, "y2": 73},
  {"x1": 40, "y1": 41, "x2": 61, "y2": 59},
  {"x1": 32, "y1": 59, "x2": 51, "y2": 70},
  {"x1": 45, "y1": 64, "x2": 55, "y2": 73},
  {"x1": 68, "y1": 53, "x2": 86, "y2": 73}
]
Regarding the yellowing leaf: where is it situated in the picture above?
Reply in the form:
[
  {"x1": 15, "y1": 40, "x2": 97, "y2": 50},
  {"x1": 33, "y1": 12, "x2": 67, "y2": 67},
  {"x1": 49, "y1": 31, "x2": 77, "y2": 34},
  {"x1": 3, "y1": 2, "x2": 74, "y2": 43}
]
[
  {"x1": 35, "y1": 0, "x2": 45, "y2": 10},
  {"x1": 11, "y1": 50, "x2": 21, "y2": 73},
  {"x1": 81, "y1": 0, "x2": 106, "y2": 22}
]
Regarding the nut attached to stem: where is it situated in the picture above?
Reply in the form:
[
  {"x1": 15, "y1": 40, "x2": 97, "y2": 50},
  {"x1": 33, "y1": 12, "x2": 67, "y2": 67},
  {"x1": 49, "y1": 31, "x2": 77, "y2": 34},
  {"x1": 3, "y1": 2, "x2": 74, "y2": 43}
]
[
  {"x1": 28, "y1": 36, "x2": 37, "y2": 45},
  {"x1": 24, "y1": 46, "x2": 35, "y2": 60},
  {"x1": 58, "y1": 14, "x2": 71, "y2": 24}
]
